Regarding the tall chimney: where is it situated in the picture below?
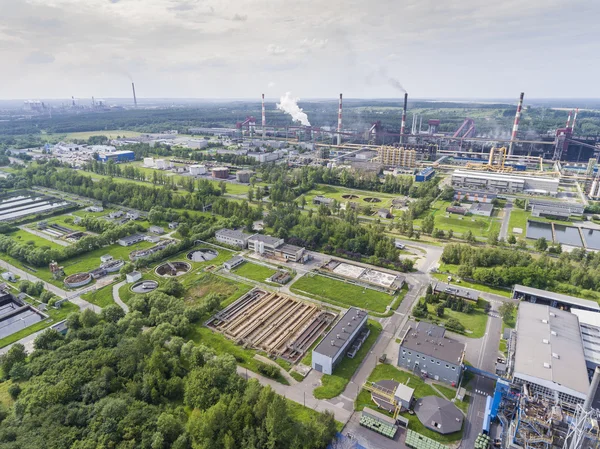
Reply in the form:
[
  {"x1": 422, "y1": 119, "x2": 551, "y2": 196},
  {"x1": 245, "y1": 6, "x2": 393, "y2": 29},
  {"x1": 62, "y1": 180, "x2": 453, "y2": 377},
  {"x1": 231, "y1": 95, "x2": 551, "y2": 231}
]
[
  {"x1": 71, "y1": 96, "x2": 75, "y2": 107},
  {"x1": 584, "y1": 366, "x2": 600, "y2": 411},
  {"x1": 92, "y1": 96, "x2": 95, "y2": 107},
  {"x1": 132, "y1": 82, "x2": 138, "y2": 108},
  {"x1": 337, "y1": 93, "x2": 343, "y2": 146},
  {"x1": 571, "y1": 108, "x2": 579, "y2": 132},
  {"x1": 261, "y1": 93, "x2": 266, "y2": 138},
  {"x1": 566, "y1": 109, "x2": 573, "y2": 129},
  {"x1": 508, "y1": 92, "x2": 524, "y2": 155},
  {"x1": 400, "y1": 93, "x2": 408, "y2": 144}
]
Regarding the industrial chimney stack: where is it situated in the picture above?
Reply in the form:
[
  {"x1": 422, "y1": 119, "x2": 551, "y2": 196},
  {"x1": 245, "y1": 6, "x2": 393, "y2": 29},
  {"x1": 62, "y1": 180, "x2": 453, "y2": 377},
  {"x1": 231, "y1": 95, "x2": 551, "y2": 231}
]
[
  {"x1": 508, "y1": 92, "x2": 524, "y2": 155},
  {"x1": 571, "y1": 108, "x2": 579, "y2": 132},
  {"x1": 337, "y1": 93, "x2": 343, "y2": 146},
  {"x1": 132, "y1": 82, "x2": 138, "y2": 108},
  {"x1": 584, "y1": 366, "x2": 600, "y2": 411},
  {"x1": 400, "y1": 93, "x2": 408, "y2": 144},
  {"x1": 261, "y1": 94, "x2": 266, "y2": 138}
]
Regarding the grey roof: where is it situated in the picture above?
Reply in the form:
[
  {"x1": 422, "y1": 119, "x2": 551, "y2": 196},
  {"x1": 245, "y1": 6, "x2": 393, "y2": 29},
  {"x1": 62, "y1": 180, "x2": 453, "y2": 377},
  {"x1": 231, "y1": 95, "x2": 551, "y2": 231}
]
[
  {"x1": 414, "y1": 396, "x2": 463, "y2": 434},
  {"x1": 528, "y1": 199, "x2": 584, "y2": 213},
  {"x1": 453, "y1": 189, "x2": 498, "y2": 198},
  {"x1": 248, "y1": 234, "x2": 283, "y2": 246},
  {"x1": 433, "y1": 282, "x2": 479, "y2": 301},
  {"x1": 513, "y1": 284, "x2": 600, "y2": 311},
  {"x1": 469, "y1": 202, "x2": 494, "y2": 212},
  {"x1": 400, "y1": 323, "x2": 465, "y2": 365},
  {"x1": 128, "y1": 271, "x2": 141, "y2": 277},
  {"x1": 314, "y1": 195, "x2": 335, "y2": 204},
  {"x1": 225, "y1": 255, "x2": 244, "y2": 266},
  {"x1": 118, "y1": 233, "x2": 145, "y2": 244},
  {"x1": 394, "y1": 383, "x2": 415, "y2": 402},
  {"x1": 216, "y1": 228, "x2": 252, "y2": 241},
  {"x1": 514, "y1": 302, "x2": 589, "y2": 396},
  {"x1": 314, "y1": 307, "x2": 368, "y2": 359},
  {"x1": 278, "y1": 243, "x2": 304, "y2": 255}
]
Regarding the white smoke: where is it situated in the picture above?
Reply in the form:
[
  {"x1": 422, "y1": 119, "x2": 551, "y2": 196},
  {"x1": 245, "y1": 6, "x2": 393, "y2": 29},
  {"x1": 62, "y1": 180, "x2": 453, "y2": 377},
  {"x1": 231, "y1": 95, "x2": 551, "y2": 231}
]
[{"x1": 276, "y1": 92, "x2": 310, "y2": 126}]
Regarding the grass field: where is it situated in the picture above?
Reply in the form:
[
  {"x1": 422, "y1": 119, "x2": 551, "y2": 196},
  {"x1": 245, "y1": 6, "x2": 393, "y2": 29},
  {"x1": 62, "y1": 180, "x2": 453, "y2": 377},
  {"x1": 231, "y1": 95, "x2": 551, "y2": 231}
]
[
  {"x1": 354, "y1": 364, "x2": 464, "y2": 443},
  {"x1": 313, "y1": 321, "x2": 382, "y2": 399},
  {"x1": 184, "y1": 272, "x2": 251, "y2": 307},
  {"x1": 290, "y1": 273, "x2": 395, "y2": 313},
  {"x1": 64, "y1": 130, "x2": 142, "y2": 140},
  {"x1": 43, "y1": 214, "x2": 88, "y2": 232},
  {"x1": 423, "y1": 299, "x2": 489, "y2": 338},
  {"x1": 302, "y1": 184, "x2": 404, "y2": 212},
  {"x1": 81, "y1": 284, "x2": 115, "y2": 308},
  {"x1": 414, "y1": 200, "x2": 501, "y2": 238},
  {"x1": 0, "y1": 301, "x2": 78, "y2": 349},
  {"x1": 71, "y1": 208, "x2": 115, "y2": 218},
  {"x1": 232, "y1": 261, "x2": 277, "y2": 283},
  {"x1": 432, "y1": 272, "x2": 512, "y2": 298},
  {"x1": 508, "y1": 208, "x2": 529, "y2": 234},
  {"x1": 8, "y1": 229, "x2": 64, "y2": 251}
]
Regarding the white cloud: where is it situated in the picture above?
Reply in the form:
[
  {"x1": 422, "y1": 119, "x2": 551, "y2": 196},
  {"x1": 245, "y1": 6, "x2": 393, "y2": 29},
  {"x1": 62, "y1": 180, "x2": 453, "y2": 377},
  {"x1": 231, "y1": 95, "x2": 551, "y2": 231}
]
[{"x1": 267, "y1": 44, "x2": 286, "y2": 56}]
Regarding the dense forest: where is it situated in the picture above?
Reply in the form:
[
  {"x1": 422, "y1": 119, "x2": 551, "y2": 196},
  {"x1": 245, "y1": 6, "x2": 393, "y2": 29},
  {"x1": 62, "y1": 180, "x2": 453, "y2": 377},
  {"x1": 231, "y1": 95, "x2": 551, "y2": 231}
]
[{"x1": 0, "y1": 300, "x2": 336, "y2": 448}]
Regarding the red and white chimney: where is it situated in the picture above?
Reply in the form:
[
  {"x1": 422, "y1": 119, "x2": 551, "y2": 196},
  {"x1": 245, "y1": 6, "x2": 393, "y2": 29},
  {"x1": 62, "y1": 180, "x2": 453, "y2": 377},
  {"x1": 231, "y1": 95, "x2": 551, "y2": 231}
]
[
  {"x1": 337, "y1": 93, "x2": 343, "y2": 145},
  {"x1": 566, "y1": 109, "x2": 573, "y2": 129},
  {"x1": 400, "y1": 93, "x2": 408, "y2": 144},
  {"x1": 571, "y1": 108, "x2": 579, "y2": 132},
  {"x1": 508, "y1": 92, "x2": 524, "y2": 155}
]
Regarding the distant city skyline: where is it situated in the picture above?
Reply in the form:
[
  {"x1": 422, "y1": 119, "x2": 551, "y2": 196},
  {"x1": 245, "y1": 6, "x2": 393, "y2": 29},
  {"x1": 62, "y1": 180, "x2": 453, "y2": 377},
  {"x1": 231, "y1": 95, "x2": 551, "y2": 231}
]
[{"x1": 2, "y1": 0, "x2": 600, "y2": 100}]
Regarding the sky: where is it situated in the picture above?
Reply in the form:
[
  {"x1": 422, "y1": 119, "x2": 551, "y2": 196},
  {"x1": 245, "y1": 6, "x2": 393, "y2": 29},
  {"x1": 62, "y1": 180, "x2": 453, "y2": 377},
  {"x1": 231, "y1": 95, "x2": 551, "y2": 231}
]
[{"x1": 1, "y1": 0, "x2": 600, "y2": 100}]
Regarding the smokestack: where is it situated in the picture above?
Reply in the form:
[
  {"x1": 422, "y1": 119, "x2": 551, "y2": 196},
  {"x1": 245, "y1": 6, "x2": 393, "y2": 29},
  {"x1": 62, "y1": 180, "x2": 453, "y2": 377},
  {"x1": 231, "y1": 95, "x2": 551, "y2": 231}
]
[
  {"x1": 571, "y1": 108, "x2": 579, "y2": 132},
  {"x1": 337, "y1": 93, "x2": 343, "y2": 146},
  {"x1": 566, "y1": 109, "x2": 573, "y2": 129},
  {"x1": 92, "y1": 96, "x2": 95, "y2": 107},
  {"x1": 261, "y1": 93, "x2": 266, "y2": 138},
  {"x1": 71, "y1": 96, "x2": 75, "y2": 107},
  {"x1": 508, "y1": 92, "x2": 524, "y2": 155},
  {"x1": 584, "y1": 366, "x2": 600, "y2": 411},
  {"x1": 132, "y1": 82, "x2": 138, "y2": 108},
  {"x1": 400, "y1": 93, "x2": 408, "y2": 144}
]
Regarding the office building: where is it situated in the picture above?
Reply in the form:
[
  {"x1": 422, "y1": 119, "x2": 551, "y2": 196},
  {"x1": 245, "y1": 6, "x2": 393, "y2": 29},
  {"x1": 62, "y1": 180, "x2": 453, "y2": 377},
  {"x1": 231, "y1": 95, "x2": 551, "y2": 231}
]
[
  {"x1": 451, "y1": 170, "x2": 559, "y2": 196},
  {"x1": 215, "y1": 228, "x2": 252, "y2": 248}
]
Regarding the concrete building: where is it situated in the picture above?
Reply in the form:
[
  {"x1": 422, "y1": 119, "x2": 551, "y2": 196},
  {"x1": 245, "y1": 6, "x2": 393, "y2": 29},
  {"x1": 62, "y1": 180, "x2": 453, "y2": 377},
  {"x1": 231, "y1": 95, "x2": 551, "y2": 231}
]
[
  {"x1": 143, "y1": 157, "x2": 155, "y2": 167},
  {"x1": 469, "y1": 202, "x2": 494, "y2": 217},
  {"x1": 511, "y1": 302, "x2": 590, "y2": 409},
  {"x1": 248, "y1": 234, "x2": 285, "y2": 256},
  {"x1": 212, "y1": 167, "x2": 229, "y2": 179},
  {"x1": 189, "y1": 165, "x2": 207, "y2": 176},
  {"x1": 377, "y1": 208, "x2": 392, "y2": 219},
  {"x1": 413, "y1": 396, "x2": 463, "y2": 435},
  {"x1": 155, "y1": 159, "x2": 167, "y2": 170},
  {"x1": 1, "y1": 272, "x2": 16, "y2": 282},
  {"x1": 451, "y1": 170, "x2": 559, "y2": 196},
  {"x1": 528, "y1": 199, "x2": 584, "y2": 220},
  {"x1": 570, "y1": 309, "x2": 600, "y2": 374},
  {"x1": 188, "y1": 139, "x2": 208, "y2": 149},
  {"x1": 415, "y1": 167, "x2": 435, "y2": 182},
  {"x1": 277, "y1": 244, "x2": 306, "y2": 263},
  {"x1": 117, "y1": 233, "x2": 145, "y2": 247},
  {"x1": 398, "y1": 322, "x2": 465, "y2": 385},
  {"x1": 312, "y1": 307, "x2": 368, "y2": 375},
  {"x1": 453, "y1": 190, "x2": 497, "y2": 203},
  {"x1": 313, "y1": 195, "x2": 335, "y2": 207},
  {"x1": 433, "y1": 282, "x2": 479, "y2": 302},
  {"x1": 126, "y1": 271, "x2": 142, "y2": 283},
  {"x1": 86, "y1": 205, "x2": 104, "y2": 213},
  {"x1": 394, "y1": 383, "x2": 415, "y2": 410},
  {"x1": 100, "y1": 254, "x2": 113, "y2": 263},
  {"x1": 378, "y1": 146, "x2": 417, "y2": 168},
  {"x1": 126, "y1": 211, "x2": 140, "y2": 220},
  {"x1": 215, "y1": 228, "x2": 252, "y2": 248},
  {"x1": 109, "y1": 211, "x2": 124, "y2": 219},
  {"x1": 98, "y1": 150, "x2": 135, "y2": 163},
  {"x1": 168, "y1": 222, "x2": 178, "y2": 230},
  {"x1": 512, "y1": 284, "x2": 600, "y2": 312},
  {"x1": 224, "y1": 255, "x2": 245, "y2": 270},
  {"x1": 247, "y1": 151, "x2": 283, "y2": 163},
  {"x1": 235, "y1": 170, "x2": 254, "y2": 183},
  {"x1": 149, "y1": 226, "x2": 164, "y2": 235}
]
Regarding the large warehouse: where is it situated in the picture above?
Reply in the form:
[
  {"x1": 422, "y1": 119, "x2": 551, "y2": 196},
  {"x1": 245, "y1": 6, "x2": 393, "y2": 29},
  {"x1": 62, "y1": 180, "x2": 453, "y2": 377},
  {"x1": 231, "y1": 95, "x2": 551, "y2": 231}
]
[
  {"x1": 510, "y1": 302, "x2": 590, "y2": 410},
  {"x1": 451, "y1": 170, "x2": 559, "y2": 196},
  {"x1": 512, "y1": 284, "x2": 600, "y2": 312},
  {"x1": 312, "y1": 307, "x2": 368, "y2": 375}
]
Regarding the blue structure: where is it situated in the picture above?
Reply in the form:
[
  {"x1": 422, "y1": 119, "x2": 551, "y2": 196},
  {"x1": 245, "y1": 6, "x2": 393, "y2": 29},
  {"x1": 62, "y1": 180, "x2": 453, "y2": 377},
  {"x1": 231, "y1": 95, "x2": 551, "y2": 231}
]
[
  {"x1": 415, "y1": 167, "x2": 435, "y2": 182},
  {"x1": 98, "y1": 151, "x2": 135, "y2": 163}
]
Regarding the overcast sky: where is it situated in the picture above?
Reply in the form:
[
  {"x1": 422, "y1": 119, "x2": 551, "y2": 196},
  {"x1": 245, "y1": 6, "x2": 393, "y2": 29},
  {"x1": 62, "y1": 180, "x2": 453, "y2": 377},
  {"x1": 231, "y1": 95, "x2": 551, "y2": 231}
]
[{"x1": 2, "y1": 0, "x2": 600, "y2": 100}]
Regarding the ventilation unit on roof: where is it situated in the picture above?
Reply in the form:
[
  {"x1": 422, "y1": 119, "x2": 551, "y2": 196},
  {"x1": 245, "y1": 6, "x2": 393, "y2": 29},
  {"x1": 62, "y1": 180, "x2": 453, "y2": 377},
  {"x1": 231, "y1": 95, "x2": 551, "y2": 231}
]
[
  {"x1": 551, "y1": 330, "x2": 557, "y2": 336},
  {"x1": 550, "y1": 312, "x2": 556, "y2": 317},
  {"x1": 543, "y1": 339, "x2": 549, "y2": 344},
  {"x1": 542, "y1": 319, "x2": 548, "y2": 324},
  {"x1": 552, "y1": 353, "x2": 560, "y2": 359},
  {"x1": 544, "y1": 362, "x2": 551, "y2": 368},
  {"x1": 330, "y1": 340, "x2": 335, "y2": 346}
]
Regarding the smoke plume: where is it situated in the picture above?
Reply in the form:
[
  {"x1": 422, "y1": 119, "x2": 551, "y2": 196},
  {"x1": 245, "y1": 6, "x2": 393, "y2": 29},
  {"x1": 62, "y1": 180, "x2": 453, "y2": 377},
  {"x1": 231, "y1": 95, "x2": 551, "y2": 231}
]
[
  {"x1": 276, "y1": 92, "x2": 310, "y2": 126},
  {"x1": 387, "y1": 77, "x2": 406, "y2": 93}
]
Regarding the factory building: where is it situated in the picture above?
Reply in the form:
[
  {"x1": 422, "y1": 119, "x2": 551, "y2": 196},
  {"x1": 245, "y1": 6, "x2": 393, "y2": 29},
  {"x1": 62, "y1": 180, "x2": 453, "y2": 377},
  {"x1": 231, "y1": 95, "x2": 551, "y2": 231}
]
[
  {"x1": 189, "y1": 165, "x2": 207, "y2": 176},
  {"x1": 215, "y1": 228, "x2": 252, "y2": 248},
  {"x1": 451, "y1": 170, "x2": 559, "y2": 196},
  {"x1": 415, "y1": 167, "x2": 435, "y2": 182},
  {"x1": 510, "y1": 302, "x2": 590, "y2": 410},
  {"x1": 512, "y1": 284, "x2": 600, "y2": 313},
  {"x1": 247, "y1": 234, "x2": 307, "y2": 263},
  {"x1": 528, "y1": 199, "x2": 584, "y2": 220},
  {"x1": 571, "y1": 309, "x2": 600, "y2": 374},
  {"x1": 468, "y1": 202, "x2": 494, "y2": 217},
  {"x1": 187, "y1": 139, "x2": 208, "y2": 149},
  {"x1": 453, "y1": 190, "x2": 497, "y2": 204},
  {"x1": 117, "y1": 233, "x2": 146, "y2": 247},
  {"x1": 98, "y1": 150, "x2": 135, "y2": 163},
  {"x1": 313, "y1": 196, "x2": 335, "y2": 207},
  {"x1": 212, "y1": 167, "x2": 229, "y2": 179},
  {"x1": 235, "y1": 170, "x2": 254, "y2": 183},
  {"x1": 378, "y1": 146, "x2": 416, "y2": 168},
  {"x1": 312, "y1": 307, "x2": 368, "y2": 375},
  {"x1": 398, "y1": 322, "x2": 465, "y2": 385}
]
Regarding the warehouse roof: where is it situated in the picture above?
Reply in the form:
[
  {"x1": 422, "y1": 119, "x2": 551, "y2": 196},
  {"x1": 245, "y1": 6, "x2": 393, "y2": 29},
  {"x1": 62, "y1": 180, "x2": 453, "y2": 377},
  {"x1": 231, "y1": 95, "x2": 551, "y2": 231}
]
[
  {"x1": 513, "y1": 284, "x2": 600, "y2": 311},
  {"x1": 278, "y1": 243, "x2": 304, "y2": 255},
  {"x1": 118, "y1": 233, "x2": 145, "y2": 245},
  {"x1": 314, "y1": 307, "x2": 368, "y2": 359},
  {"x1": 433, "y1": 282, "x2": 479, "y2": 302},
  {"x1": 514, "y1": 302, "x2": 589, "y2": 396},
  {"x1": 248, "y1": 234, "x2": 283, "y2": 245},
  {"x1": 400, "y1": 322, "x2": 465, "y2": 365},
  {"x1": 469, "y1": 202, "x2": 494, "y2": 213},
  {"x1": 571, "y1": 309, "x2": 600, "y2": 367},
  {"x1": 216, "y1": 228, "x2": 252, "y2": 240}
]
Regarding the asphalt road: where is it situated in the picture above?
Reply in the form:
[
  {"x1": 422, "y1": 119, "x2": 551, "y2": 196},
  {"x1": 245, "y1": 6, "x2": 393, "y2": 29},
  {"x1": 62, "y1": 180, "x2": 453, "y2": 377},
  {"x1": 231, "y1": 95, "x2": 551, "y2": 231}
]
[{"x1": 500, "y1": 200, "x2": 513, "y2": 239}]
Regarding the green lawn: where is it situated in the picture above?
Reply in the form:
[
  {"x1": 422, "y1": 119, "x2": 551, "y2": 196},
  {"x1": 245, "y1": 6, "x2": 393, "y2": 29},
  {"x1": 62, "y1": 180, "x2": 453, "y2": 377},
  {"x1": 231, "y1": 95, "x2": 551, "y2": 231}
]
[
  {"x1": 290, "y1": 273, "x2": 395, "y2": 313},
  {"x1": 421, "y1": 299, "x2": 489, "y2": 339},
  {"x1": 313, "y1": 321, "x2": 382, "y2": 399},
  {"x1": 0, "y1": 301, "x2": 78, "y2": 349},
  {"x1": 431, "y1": 272, "x2": 512, "y2": 298},
  {"x1": 414, "y1": 200, "x2": 501, "y2": 238},
  {"x1": 81, "y1": 284, "x2": 115, "y2": 308},
  {"x1": 302, "y1": 184, "x2": 404, "y2": 213},
  {"x1": 355, "y1": 364, "x2": 464, "y2": 443},
  {"x1": 8, "y1": 229, "x2": 64, "y2": 251},
  {"x1": 72, "y1": 208, "x2": 115, "y2": 218},
  {"x1": 286, "y1": 399, "x2": 343, "y2": 431},
  {"x1": 43, "y1": 214, "x2": 88, "y2": 232},
  {"x1": 64, "y1": 130, "x2": 142, "y2": 140},
  {"x1": 508, "y1": 208, "x2": 529, "y2": 233},
  {"x1": 232, "y1": 261, "x2": 277, "y2": 283}
]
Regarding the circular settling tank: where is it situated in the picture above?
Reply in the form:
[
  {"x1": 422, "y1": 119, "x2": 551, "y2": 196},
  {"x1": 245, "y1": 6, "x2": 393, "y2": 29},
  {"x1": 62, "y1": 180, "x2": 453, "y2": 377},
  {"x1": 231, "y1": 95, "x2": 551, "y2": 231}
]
[
  {"x1": 342, "y1": 194, "x2": 359, "y2": 200},
  {"x1": 187, "y1": 248, "x2": 218, "y2": 262},
  {"x1": 155, "y1": 261, "x2": 191, "y2": 277},
  {"x1": 131, "y1": 280, "x2": 159, "y2": 294},
  {"x1": 64, "y1": 272, "x2": 92, "y2": 288},
  {"x1": 363, "y1": 197, "x2": 382, "y2": 203}
]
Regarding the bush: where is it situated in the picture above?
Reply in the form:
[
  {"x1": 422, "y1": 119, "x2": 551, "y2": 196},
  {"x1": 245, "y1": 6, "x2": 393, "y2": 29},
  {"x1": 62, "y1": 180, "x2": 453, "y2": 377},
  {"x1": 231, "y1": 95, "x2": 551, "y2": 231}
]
[
  {"x1": 256, "y1": 362, "x2": 281, "y2": 379},
  {"x1": 445, "y1": 318, "x2": 465, "y2": 333},
  {"x1": 8, "y1": 383, "x2": 21, "y2": 400}
]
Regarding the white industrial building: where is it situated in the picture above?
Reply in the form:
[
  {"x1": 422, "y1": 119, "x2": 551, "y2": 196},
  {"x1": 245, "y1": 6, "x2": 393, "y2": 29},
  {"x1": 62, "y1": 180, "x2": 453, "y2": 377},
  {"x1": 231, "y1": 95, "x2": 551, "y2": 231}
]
[
  {"x1": 511, "y1": 302, "x2": 590, "y2": 410},
  {"x1": 452, "y1": 170, "x2": 559, "y2": 196},
  {"x1": 155, "y1": 159, "x2": 168, "y2": 170},
  {"x1": 215, "y1": 228, "x2": 253, "y2": 248},
  {"x1": 571, "y1": 309, "x2": 600, "y2": 374},
  {"x1": 189, "y1": 165, "x2": 207, "y2": 176},
  {"x1": 187, "y1": 139, "x2": 209, "y2": 149},
  {"x1": 143, "y1": 157, "x2": 155, "y2": 167},
  {"x1": 312, "y1": 307, "x2": 368, "y2": 375}
]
